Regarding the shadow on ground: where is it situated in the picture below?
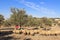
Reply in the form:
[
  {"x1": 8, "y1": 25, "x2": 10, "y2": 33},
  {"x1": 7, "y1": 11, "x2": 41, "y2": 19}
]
[
  {"x1": 0, "y1": 36, "x2": 13, "y2": 40},
  {"x1": 0, "y1": 31, "x2": 14, "y2": 40},
  {"x1": 0, "y1": 31, "x2": 13, "y2": 36}
]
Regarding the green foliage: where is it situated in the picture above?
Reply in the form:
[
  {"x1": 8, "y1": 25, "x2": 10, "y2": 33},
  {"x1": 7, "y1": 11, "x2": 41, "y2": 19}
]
[
  {"x1": 3, "y1": 20, "x2": 11, "y2": 27},
  {"x1": 1, "y1": 8, "x2": 55, "y2": 28},
  {"x1": 41, "y1": 17, "x2": 53, "y2": 26},
  {"x1": 0, "y1": 14, "x2": 4, "y2": 27},
  {"x1": 10, "y1": 8, "x2": 28, "y2": 27}
]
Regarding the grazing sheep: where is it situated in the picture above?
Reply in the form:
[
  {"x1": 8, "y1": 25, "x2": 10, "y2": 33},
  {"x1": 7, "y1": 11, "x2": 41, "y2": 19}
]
[
  {"x1": 21, "y1": 30, "x2": 26, "y2": 34},
  {"x1": 34, "y1": 30, "x2": 38, "y2": 34},
  {"x1": 29, "y1": 30, "x2": 35, "y2": 36},
  {"x1": 13, "y1": 30, "x2": 20, "y2": 34}
]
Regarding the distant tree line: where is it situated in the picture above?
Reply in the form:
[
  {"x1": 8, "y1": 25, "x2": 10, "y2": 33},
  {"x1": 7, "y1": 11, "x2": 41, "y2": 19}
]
[{"x1": 0, "y1": 8, "x2": 60, "y2": 29}]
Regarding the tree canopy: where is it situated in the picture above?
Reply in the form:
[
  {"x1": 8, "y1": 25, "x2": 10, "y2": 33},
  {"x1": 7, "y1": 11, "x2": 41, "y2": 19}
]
[
  {"x1": 0, "y1": 14, "x2": 4, "y2": 27},
  {"x1": 0, "y1": 8, "x2": 59, "y2": 29}
]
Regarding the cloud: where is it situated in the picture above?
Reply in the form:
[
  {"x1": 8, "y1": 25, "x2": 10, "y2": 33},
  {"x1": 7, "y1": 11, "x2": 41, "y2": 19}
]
[
  {"x1": 40, "y1": 2, "x2": 45, "y2": 4},
  {"x1": 15, "y1": 0, "x2": 56, "y2": 15},
  {"x1": 15, "y1": 0, "x2": 25, "y2": 3}
]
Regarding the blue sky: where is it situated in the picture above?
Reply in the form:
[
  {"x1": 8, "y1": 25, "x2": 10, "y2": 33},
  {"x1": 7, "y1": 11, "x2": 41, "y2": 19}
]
[{"x1": 0, "y1": 0, "x2": 60, "y2": 19}]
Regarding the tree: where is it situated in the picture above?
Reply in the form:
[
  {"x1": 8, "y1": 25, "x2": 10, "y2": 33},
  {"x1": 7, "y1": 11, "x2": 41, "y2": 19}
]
[
  {"x1": 40, "y1": 17, "x2": 53, "y2": 30},
  {"x1": 41, "y1": 17, "x2": 53, "y2": 26},
  {"x1": 10, "y1": 8, "x2": 28, "y2": 27},
  {"x1": 3, "y1": 20, "x2": 11, "y2": 27},
  {"x1": 0, "y1": 14, "x2": 4, "y2": 27}
]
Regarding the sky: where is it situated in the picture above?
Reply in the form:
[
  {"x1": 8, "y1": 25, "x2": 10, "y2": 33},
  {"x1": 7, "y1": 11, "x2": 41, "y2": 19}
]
[{"x1": 0, "y1": 0, "x2": 60, "y2": 19}]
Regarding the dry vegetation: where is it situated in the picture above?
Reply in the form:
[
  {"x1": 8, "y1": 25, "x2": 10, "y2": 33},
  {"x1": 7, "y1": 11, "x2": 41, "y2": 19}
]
[{"x1": 0, "y1": 26, "x2": 60, "y2": 40}]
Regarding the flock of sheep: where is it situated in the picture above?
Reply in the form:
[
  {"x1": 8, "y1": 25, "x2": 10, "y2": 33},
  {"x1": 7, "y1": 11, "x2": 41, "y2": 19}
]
[{"x1": 13, "y1": 28, "x2": 60, "y2": 36}]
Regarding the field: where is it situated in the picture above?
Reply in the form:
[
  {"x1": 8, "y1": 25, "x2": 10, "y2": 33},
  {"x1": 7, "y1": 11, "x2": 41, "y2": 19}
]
[
  {"x1": 0, "y1": 26, "x2": 60, "y2": 40},
  {"x1": 0, "y1": 33, "x2": 60, "y2": 40}
]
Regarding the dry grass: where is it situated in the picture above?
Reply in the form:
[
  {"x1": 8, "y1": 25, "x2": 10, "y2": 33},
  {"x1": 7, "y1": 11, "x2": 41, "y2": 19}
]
[
  {"x1": 1, "y1": 26, "x2": 60, "y2": 40},
  {"x1": 11, "y1": 33, "x2": 60, "y2": 40}
]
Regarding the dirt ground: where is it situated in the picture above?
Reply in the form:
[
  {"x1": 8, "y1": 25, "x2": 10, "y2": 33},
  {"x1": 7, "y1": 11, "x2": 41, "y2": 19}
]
[
  {"x1": 10, "y1": 33, "x2": 60, "y2": 40},
  {"x1": 1, "y1": 32, "x2": 60, "y2": 40},
  {"x1": 0, "y1": 26, "x2": 60, "y2": 40}
]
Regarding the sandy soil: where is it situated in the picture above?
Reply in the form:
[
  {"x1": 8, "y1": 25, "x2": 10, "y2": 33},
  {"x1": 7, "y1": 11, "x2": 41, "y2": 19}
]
[
  {"x1": 0, "y1": 26, "x2": 60, "y2": 40},
  {"x1": 9, "y1": 33, "x2": 60, "y2": 40}
]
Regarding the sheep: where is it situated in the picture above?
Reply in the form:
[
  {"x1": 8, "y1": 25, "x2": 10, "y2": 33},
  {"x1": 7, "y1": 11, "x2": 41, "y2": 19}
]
[
  {"x1": 29, "y1": 30, "x2": 35, "y2": 36},
  {"x1": 13, "y1": 30, "x2": 20, "y2": 34}
]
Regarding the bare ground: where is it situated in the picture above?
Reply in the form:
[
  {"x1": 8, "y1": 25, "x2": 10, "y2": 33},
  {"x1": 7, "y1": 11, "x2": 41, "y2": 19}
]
[
  {"x1": 0, "y1": 26, "x2": 60, "y2": 40},
  {"x1": 8, "y1": 33, "x2": 60, "y2": 40}
]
